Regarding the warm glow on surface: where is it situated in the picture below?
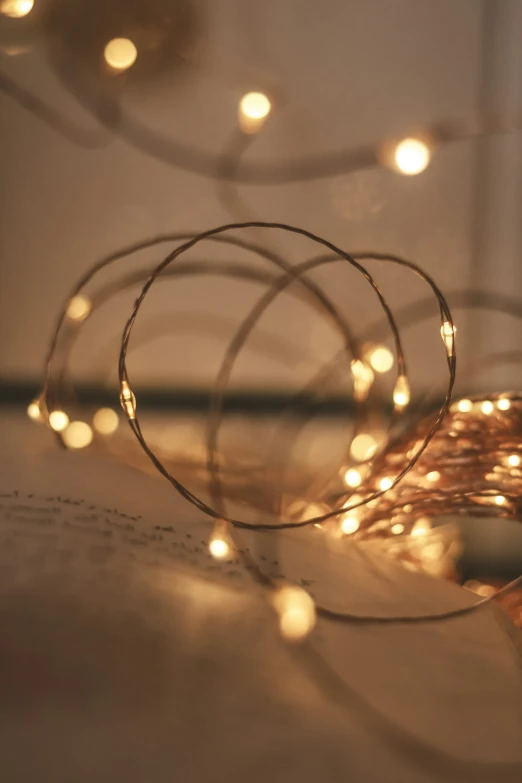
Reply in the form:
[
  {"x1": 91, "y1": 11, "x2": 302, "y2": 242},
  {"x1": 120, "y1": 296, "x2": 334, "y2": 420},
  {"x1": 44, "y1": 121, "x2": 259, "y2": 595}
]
[
  {"x1": 481, "y1": 400, "x2": 494, "y2": 415},
  {"x1": 66, "y1": 295, "x2": 92, "y2": 322},
  {"x1": 340, "y1": 513, "x2": 360, "y2": 535},
  {"x1": 394, "y1": 138, "x2": 431, "y2": 175},
  {"x1": 120, "y1": 381, "x2": 137, "y2": 420},
  {"x1": 393, "y1": 375, "x2": 410, "y2": 407},
  {"x1": 507, "y1": 454, "x2": 520, "y2": 467},
  {"x1": 440, "y1": 321, "x2": 456, "y2": 355},
  {"x1": 273, "y1": 585, "x2": 316, "y2": 642},
  {"x1": 62, "y1": 421, "x2": 93, "y2": 449},
  {"x1": 93, "y1": 408, "x2": 119, "y2": 435},
  {"x1": 350, "y1": 433, "x2": 377, "y2": 462},
  {"x1": 457, "y1": 399, "x2": 473, "y2": 413},
  {"x1": 497, "y1": 398, "x2": 511, "y2": 411},
  {"x1": 411, "y1": 518, "x2": 431, "y2": 537},
  {"x1": 49, "y1": 410, "x2": 69, "y2": 432},
  {"x1": 391, "y1": 522, "x2": 404, "y2": 535},
  {"x1": 104, "y1": 38, "x2": 138, "y2": 71},
  {"x1": 1, "y1": 0, "x2": 34, "y2": 18},
  {"x1": 426, "y1": 471, "x2": 440, "y2": 483},
  {"x1": 367, "y1": 344, "x2": 394, "y2": 373},
  {"x1": 344, "y1": 468, "x2": 362, "y2": 488},
  {"x1": 379, "y1": 477, "x2": 393, "y2": 492},
  {"x1": 27, "y1": 399, "x2": 43, "y2": 422}
]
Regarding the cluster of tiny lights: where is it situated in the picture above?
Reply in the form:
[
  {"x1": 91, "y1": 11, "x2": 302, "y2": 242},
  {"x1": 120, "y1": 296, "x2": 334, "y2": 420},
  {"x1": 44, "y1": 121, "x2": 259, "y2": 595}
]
[
  {"x1": 62, "y1": 421, "x2": 93, "y2": 449},
  {"x1": 272, "y1": 585, "x2": 316, "y2": 642},
  {"x1": 92, "y1": 408, "x2": 119, "y2": 435},
  {"x1": 66, "y1": 295, "x2": 92, "y2": 322},
  {"x1": 393, "y1": 138, "x2": 431, "y2": 175},
  {"x1": 0, "y1": 0, "x2": 33, "y2": 17},
  {"x1": 48, "y1": 410, "x2": 69, "y2": 432},
  {"x1": 103, "y1": 38, "x2": 138, "y2": 72}
]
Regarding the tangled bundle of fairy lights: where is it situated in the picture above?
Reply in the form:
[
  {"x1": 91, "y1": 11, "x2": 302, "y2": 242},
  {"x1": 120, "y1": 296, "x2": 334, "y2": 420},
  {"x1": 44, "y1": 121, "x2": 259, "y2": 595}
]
[{"x1": 25, "y1": 221, "x2": 522, "y2": 638}]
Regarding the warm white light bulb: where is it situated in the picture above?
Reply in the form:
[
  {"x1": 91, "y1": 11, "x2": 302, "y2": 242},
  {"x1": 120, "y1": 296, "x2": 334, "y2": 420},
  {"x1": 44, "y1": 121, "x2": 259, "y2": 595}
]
[
  {"x1": 340, "y1": 514, "x2": 360, "y2": 535},
  {"x1": 351, "y1": 359, "x2": 374, "y2": 401},
  {"x1": 272, "y1": 585, "x2": 316, "y2": 642},
  {"x1": 1, "y1": 0, "x2": 34, "y2": 18},
  {"x1": 367, "y1": 344, "x2": 394, "y2": 373},
  {"x1": 393, "y1": 375, "x2": 410, "y2": 408},
  {"x1": 495, "y1": 495, "x2": 507, "y2": 506},
  {"x1": 481, "y1": 400, "x2": 494, "y2": 415},
  {"x1": 209, "y1": 537, "x2": 229, "y2": 559},
  {"x1": 27, "y1": 398, "x2": 43, "y2": 422},
  {"x1": 119, "y1": 381, "x2": 136, "y2": 420},
  {"x1": 239, "y1": 92, "x2": 271, "y2": 120},
  {"x1": 48, "y1": 410, "x2": 69, "y2": 432},
  {"x1": 507, "y1": 454, "x2": 520, "y2": 467},
  {"x1": 66, "y1": 295, "x2": 92, "y2": 322},
  {"x1": 426, "y1": 470, "x2": 440, "y2": 483},
  {"x1": 394, "y1": 138, "x2": 431, "y2": 175},
  {"x1": 379, "y1": 477, "x2": 393, "y2": 491},
  {"x1": 92, "y1": 408, "x2": 119, "y2": 435},
  {"x1": 497, "y1": 398, "x2": 511, "y2": 411},
  {"x1": 391, "y1": 522, "x2": 404, "y2": 535},
  {"x1": 440, "y1": 321, "x2": 456, "y2": 356},
  {"x1": 62, "y1": 421, "x2": 93, "y2": 449},
  {"x1": 104, "y1": 38, "x2": 138, "y2": 71},
  {"x1": 457, "y1": 399, "x2": 473, "y2": 413},
  {"x1": 344, "y1": 468, "x2": 362, "y2": 488},
  {"x1": 350, "y1": 432, "x2": 377, "y2": 462}
]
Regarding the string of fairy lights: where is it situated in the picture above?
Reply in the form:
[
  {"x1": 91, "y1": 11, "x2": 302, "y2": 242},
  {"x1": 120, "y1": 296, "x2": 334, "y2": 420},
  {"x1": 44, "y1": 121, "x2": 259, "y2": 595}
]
[{"x1": 4, "y1": 0, "x2": 522, "y2": 639}]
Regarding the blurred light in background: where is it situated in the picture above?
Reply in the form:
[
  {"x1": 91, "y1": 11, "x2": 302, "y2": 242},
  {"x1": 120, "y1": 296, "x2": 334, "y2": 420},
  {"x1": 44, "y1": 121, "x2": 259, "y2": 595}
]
[
  {"x1": 62, "y1": 421, "x2": 93, "y2": 448},
  {"x1": 48, "y1": 410, "x2": 69, "y2": 432},
  {"x1": 104, "y1": 37, "x2": 138, "y2": 71},
  {"x1": 92, "y1": 407, "x2": 119, "y2": 435},
  {"x1": 0, "y1": 0, "x2": 34, "y2": 18},
  {"x1": 393, "y1": 137, "x2": 431, "y2": 175},
  {"x1": 66, "y1": 294, "x2": 92, "y2": 322}
]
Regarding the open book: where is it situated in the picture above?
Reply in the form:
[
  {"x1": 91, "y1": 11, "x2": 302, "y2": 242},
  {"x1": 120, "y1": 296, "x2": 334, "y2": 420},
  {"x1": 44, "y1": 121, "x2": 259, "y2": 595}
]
[{"x1": 1, "y1": 411, "x2": 521, "y2": 783}]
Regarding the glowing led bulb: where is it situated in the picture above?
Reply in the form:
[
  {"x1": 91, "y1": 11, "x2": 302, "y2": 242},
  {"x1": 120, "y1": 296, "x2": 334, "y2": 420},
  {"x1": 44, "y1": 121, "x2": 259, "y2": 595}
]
[
  {"x1": 426, "y1": 470, "x2": 440, "y2": 483},
  {"x1": 440, "y1": 321, "x2": 456, "y2": 356},
  {"x1": 379, "y1": 476, "x2": 393, "y2": 492},
  {"x1": 350, "y1": 433, "x2": 377, "y2": 462},
  {"x1": 209, "y1": 521, "x2": 231, "y2": 559},
  {"x1": 119, "y1": 380, "x2": 136, "y2": 420},
  {"x1": 1, "y1": 0, "x2": 34, "y2": 18},
  {"x1": 62, "y1": 421, "x2": 93, "y2": 449},
  {"x1": 481, "y1": 400, "x2": 494, "y2": 415},
  {"x1": 27, "y1": 398, "x2": 43, "y2": 422},
  {"x1": 351, "y1": 359, "x2": 374, "y2": 401},
  {"x1": 66, "y1": 295, "x2": 92, "y2": 322},
  {"x1": 239, "y1": 91, "x2": 271, "y2": 127},
  {"x1": 495, "y1": 495, "x2": 507, "y2": 506},
  {"x1": 391, "y1": 522, "x2": 405, "y2": 535},
  {"x1": 340, "y1": 513, "x2": 360, "y2": 535},
  {"x1": 411, "y1": 517, "x2": 431, "y2": 537},
  {"x1": 457, "y1": 399, "x2": 473, "y2": 413},
  {"x1": 48, "y1": 410, "x2": 69, "y2": 432},
  {"x1": 92, "y1": 408, "x2": 119, "y2": 435},
  {"x1": 366, "y1": 344, "x2": 394, "y2": 373},
  {"x1": 497, "y1": 398, "x2": 511, "y2": 411},
  {"x1": 104, "y1": 38, "x2": 138, "y2": 71},
  {"x1": 344, "y1": 468, "x2": 362, "y2": 488},
  {"x1": 393, "y1": 375, "x2": 410, "y2": 408},
  {"x1": 272, "y1": 585, "x2": 316, "y2": 642},
  {"x1": 507, "y1": 454, "x2": 520, "y2": 467},
  {"x1": 394, "y1": 138, "x2": 431, "y2": 175}
]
